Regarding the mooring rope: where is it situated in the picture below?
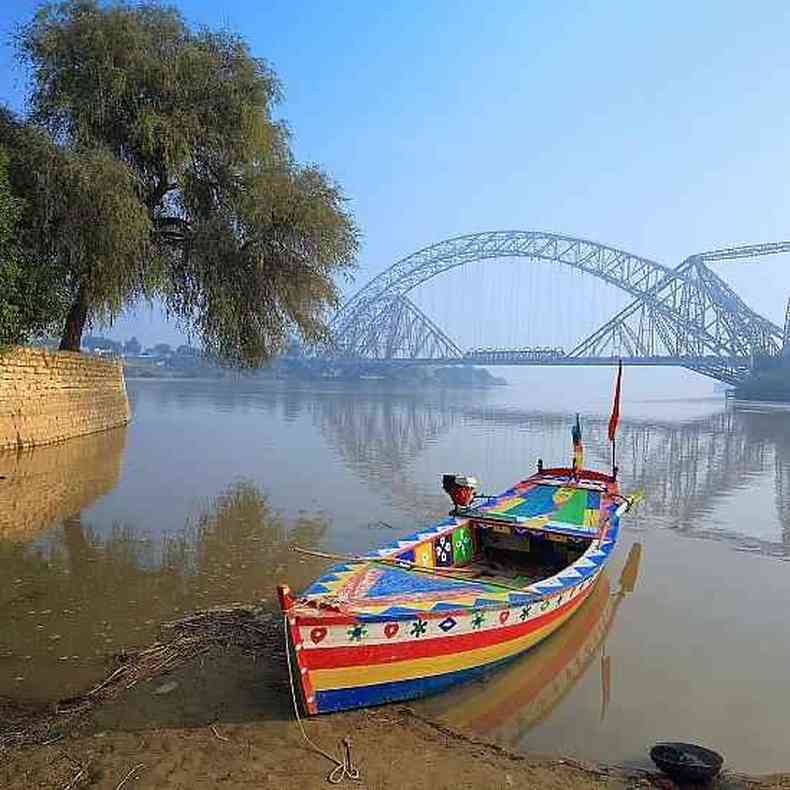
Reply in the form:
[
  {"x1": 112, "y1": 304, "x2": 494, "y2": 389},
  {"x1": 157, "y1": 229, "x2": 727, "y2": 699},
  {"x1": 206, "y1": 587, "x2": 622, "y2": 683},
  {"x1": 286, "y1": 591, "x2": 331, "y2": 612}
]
[{"x1": 283, "y1": 615, "x2": 361, "y2": 784}]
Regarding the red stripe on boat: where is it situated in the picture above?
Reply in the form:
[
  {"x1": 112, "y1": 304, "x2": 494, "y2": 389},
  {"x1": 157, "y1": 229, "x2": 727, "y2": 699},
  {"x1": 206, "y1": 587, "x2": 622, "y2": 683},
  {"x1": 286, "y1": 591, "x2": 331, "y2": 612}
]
[{"x1": 300, "y1": 586, "x2": 592, "y2": 670}]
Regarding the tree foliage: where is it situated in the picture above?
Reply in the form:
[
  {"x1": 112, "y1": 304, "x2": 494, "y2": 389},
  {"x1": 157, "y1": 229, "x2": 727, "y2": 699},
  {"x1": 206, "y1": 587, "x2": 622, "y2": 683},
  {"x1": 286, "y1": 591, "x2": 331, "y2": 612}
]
[
  {"x1": 0, "y1": 145, "x2": 63, "y2": 346},
  {"x1": 4, "y1": 0, "x2": 358, "y2": 363},
  {"x1": 0, "y1": 110, "x2": 154, "y2": 349}
]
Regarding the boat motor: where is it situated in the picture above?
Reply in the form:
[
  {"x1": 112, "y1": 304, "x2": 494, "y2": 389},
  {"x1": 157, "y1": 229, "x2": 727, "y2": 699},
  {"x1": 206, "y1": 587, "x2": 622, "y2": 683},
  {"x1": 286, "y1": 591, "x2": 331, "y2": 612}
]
[{"x1": 442, "y1": 474, "x2": 479, "y2": 513}]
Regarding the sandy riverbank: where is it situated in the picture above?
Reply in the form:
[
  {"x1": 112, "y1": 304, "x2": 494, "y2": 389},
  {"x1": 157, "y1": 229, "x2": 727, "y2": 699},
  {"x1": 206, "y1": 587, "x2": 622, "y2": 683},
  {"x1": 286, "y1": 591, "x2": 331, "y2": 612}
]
[{"x1": 2, "y1": 705, "x2": 790, "y2": 790}]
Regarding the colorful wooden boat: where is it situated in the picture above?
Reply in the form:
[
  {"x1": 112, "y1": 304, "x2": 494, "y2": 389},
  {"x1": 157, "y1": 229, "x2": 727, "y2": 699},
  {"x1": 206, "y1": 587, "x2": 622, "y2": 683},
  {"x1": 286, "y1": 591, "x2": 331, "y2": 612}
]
[{"x1": 278, "y1": 463, "x2": 635, "y2": 715}]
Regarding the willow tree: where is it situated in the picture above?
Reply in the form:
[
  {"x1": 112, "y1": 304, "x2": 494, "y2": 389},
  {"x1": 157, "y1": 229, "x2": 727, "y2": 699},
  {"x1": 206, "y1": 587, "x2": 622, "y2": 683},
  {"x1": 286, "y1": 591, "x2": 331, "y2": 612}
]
[
  {"x1": 0, "y1": 143, "x2": 65, "y2": 346},
  {"x1": 6, "y1": 0, "x2": 358, "y2": 364}
]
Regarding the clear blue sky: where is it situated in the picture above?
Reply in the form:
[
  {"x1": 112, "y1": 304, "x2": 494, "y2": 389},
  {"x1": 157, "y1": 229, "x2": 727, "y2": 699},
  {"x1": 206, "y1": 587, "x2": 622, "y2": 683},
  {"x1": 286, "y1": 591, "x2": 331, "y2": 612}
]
[{"x1": 2, "y1": 0, "x2": 790, "y2": 347}]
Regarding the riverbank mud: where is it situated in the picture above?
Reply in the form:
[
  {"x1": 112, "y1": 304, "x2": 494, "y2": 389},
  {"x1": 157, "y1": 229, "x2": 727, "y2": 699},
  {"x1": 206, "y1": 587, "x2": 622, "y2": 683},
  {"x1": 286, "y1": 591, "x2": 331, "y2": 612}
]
[
  {"x1": 2, "y1": 672, "x2": 789, "y2": 790},
  {"x1": 3, "y1": 705, "x2": 790, "y2": 789}
]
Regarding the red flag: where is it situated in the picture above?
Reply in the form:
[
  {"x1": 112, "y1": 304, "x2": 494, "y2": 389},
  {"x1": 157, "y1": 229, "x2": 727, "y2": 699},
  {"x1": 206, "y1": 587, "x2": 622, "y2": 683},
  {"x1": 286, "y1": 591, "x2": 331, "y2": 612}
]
[{"x1": 608, "y1": 361, "x2": 623, "y2": 442}]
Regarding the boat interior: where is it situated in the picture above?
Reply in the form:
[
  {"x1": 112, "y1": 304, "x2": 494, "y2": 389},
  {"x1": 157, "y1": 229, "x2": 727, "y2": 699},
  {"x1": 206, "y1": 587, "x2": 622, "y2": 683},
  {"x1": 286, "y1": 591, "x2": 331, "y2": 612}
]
[
  {"x1": 463, "y1": 526, "x2": 592, "y2": 587},
  {"x1": 387, "y1": 475, "x2": 608, "y2": 589}
]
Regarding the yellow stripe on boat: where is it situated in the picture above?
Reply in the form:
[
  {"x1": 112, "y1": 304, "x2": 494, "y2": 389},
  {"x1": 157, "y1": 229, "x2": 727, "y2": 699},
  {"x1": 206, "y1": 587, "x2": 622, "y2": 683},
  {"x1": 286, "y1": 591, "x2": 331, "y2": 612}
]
[{"x1": 522, "y1": 515, "x2": 551, "y2": 530}]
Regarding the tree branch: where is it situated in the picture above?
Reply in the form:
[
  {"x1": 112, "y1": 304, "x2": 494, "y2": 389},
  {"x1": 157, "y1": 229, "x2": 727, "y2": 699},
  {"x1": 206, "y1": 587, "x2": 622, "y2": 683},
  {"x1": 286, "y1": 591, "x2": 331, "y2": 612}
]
[{"x1": 156, "y1": 216, "x2": 191, "y2": 231}]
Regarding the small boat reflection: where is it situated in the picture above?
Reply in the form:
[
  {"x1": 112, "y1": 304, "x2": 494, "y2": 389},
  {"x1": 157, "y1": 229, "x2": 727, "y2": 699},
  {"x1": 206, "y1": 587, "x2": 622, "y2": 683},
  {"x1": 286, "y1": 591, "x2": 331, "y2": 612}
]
[{"x1": 420, "y1": 542, "x2": 642, "y2": 743}]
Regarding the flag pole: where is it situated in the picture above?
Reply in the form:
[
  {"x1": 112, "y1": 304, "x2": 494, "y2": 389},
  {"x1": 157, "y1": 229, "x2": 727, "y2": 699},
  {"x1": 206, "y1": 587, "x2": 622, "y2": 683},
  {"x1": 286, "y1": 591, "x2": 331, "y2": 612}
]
[
  {"x1": 611, "y1": 434, "x2": 617, "y2": 478},
  {"x1": 608, "y1": 360, "x2": 623, "y2": 479}
]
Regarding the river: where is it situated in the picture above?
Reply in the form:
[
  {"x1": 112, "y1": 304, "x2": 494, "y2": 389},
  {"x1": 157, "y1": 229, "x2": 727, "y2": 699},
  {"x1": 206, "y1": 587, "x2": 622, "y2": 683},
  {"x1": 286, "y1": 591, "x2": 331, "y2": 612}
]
[{"x1": 1, "y1": 371, "x2": 789, "y2": 772}]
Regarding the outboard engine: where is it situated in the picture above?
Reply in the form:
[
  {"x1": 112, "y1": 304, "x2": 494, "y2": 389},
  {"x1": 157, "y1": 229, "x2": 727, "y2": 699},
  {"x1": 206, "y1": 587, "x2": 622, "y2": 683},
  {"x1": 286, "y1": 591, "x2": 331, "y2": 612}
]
[{"x1": 442, "y1": 474, "x2": 479, "y2": 512}]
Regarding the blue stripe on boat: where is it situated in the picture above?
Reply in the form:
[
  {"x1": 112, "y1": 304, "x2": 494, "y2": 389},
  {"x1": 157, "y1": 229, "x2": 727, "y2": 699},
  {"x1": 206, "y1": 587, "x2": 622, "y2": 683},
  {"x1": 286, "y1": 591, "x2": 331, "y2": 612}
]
[{"x1": 314, "y1": 655, "x2": 516, "y2": 713}]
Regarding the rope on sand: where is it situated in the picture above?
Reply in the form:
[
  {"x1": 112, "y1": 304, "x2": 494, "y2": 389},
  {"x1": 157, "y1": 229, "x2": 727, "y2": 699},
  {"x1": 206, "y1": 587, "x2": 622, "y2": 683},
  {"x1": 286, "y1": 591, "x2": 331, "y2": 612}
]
[
  {"x1": 283, "y1": 615, "x2": 360, "y2": 784},
  {"x1": 115, "y1": 763, "x2": 145, "y2": 790}
]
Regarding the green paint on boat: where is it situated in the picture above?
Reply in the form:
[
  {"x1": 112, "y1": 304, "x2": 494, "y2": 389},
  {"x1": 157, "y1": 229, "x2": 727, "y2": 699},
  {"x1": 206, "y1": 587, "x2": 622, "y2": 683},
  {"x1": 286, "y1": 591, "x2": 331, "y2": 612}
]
[{"x1": 553, "y1": 490, "x2": 588, "y2": 525}]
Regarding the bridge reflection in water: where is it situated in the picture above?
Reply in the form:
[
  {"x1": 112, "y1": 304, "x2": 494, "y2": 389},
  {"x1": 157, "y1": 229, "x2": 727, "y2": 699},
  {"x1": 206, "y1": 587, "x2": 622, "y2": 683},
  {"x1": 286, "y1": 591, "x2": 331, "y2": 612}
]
[
  {"x1": 122, "y1": 381, "x2": 790, "y2": 550},
  {"x1": 312, "y1": 394, "x2": 790, "y2": 553}
]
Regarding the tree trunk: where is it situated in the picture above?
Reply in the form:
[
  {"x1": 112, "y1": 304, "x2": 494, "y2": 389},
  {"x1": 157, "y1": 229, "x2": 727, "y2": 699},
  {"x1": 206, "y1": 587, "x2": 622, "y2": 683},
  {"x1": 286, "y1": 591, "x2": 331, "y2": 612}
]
[{"x1": 59, "y1": 285, "x2": 90, "y2": 351}]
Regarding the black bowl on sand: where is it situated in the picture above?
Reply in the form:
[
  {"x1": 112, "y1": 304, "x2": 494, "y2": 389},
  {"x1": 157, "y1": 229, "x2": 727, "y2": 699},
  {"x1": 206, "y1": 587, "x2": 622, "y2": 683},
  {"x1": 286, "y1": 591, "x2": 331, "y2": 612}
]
[{"x1": 650, "y1": 742, "x2": 724, "y2": 784}]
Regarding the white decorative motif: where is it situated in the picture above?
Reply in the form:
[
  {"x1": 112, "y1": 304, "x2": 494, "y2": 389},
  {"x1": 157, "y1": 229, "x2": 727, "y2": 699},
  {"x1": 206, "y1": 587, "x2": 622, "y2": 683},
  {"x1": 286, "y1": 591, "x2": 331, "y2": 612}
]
[
  {"x1": 298, "y1": 581, "x2": 598, "y2": 651},
  {"x1": 533, "y1": 577, "x2": 564, "y2": 590}
]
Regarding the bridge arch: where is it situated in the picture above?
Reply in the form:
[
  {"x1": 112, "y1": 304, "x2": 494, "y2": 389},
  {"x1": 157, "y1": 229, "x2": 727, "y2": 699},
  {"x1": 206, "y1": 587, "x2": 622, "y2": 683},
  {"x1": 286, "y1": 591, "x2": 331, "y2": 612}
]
[
  {"x1": 333, "y1": 231, "x2": 674, "y2": 341},
  {"x1": 329, "y1": 230, "x2": 786, "y2": 381}
]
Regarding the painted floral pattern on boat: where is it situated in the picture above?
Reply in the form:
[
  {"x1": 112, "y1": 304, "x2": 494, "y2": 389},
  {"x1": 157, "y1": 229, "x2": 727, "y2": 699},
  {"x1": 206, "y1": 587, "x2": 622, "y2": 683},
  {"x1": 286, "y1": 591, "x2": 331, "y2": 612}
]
[
  {"x1": 410, "y1": 619, "x2": 428, "y2": 637},
  {"x1": 347, "y1": 624, "x2": 367, "y2": 642}
]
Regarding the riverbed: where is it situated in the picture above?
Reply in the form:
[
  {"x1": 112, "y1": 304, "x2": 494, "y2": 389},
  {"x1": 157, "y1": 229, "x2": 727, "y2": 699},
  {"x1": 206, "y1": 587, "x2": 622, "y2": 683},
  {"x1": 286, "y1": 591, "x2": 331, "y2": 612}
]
[{"x1": 1, "y1": 370, "x2": 789, "y2": 773}]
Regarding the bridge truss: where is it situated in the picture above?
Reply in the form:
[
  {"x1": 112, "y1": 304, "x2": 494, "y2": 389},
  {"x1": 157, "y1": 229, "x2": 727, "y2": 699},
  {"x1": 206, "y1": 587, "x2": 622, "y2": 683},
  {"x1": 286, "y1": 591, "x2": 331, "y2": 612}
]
[{"x1": 327, "y1": 231, "x2": 790, "y2": 384}]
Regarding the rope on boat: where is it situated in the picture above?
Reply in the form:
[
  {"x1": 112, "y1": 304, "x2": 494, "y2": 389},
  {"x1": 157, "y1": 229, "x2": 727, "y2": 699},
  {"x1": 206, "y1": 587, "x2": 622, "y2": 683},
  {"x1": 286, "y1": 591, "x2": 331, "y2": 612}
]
[
  {"x1": 291, "y1": 544, "x2": 469, "y2": 573},
  {"x1": 283, "y1": 614, "x2": 361, "y2": 784}
]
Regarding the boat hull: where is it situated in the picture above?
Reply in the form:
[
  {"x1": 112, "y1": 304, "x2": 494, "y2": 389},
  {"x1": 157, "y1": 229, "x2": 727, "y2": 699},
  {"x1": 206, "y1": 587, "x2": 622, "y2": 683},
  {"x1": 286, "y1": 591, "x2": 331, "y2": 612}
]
[{"x1": 286, "y1": 567, "x2": 604, "y2": 714}]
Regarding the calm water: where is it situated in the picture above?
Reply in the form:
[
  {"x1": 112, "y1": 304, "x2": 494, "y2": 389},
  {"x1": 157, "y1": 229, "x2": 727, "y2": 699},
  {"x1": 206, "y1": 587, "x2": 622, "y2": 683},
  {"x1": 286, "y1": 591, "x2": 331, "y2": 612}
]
[{"x1": 1, "y1": 371, "x2": 789, "y2": 771}]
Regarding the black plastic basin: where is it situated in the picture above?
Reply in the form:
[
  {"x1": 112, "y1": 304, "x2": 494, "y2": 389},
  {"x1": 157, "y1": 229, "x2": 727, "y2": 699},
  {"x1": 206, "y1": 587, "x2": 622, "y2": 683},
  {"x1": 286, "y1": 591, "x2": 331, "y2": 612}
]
[{"x1": 650, "y1": 742, "x2": 724, "y2": 783}]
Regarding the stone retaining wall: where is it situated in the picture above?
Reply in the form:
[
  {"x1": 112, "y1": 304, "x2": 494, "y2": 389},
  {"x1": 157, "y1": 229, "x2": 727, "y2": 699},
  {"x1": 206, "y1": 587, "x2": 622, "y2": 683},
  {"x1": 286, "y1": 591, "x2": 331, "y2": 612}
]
[{"x1": 0, "y1": 346, "x2": 131, "y2": 450}]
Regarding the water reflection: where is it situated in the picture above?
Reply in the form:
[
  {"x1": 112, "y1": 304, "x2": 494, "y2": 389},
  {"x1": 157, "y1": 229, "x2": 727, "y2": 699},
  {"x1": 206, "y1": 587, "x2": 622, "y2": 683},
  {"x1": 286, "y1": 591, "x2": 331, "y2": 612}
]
[
  {"x1": 744, "y1": 408, "x2": 790, "y2": 546},
  {"x1": 311, "y1": 392, "x2": 460, "y2": 517},
  {"x1": 0, "y1": 480, "x2": 327, "y2": 702},
  {"x1": 312, "y1": 394, "x2": 790, "y2": 553},
  {"x1": 125, "y1": 378, "x2": 790, "y2": 553},
  {"x1": 0, "y1": 427, "x2": 127, "y2": 540},
  {"x1": 418, "y1": 542, "x2": 642, "y2": 744},
  {"x1": 126, "y1": 377, "x2": 309, "y2": 418}
]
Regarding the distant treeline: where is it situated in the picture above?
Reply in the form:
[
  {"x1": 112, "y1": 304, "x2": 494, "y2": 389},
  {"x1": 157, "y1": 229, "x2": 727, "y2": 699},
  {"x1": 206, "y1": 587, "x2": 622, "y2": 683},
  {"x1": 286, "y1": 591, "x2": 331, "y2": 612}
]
[{"x1": 735, "y1": 360, "x2": 790, "y2": 402}]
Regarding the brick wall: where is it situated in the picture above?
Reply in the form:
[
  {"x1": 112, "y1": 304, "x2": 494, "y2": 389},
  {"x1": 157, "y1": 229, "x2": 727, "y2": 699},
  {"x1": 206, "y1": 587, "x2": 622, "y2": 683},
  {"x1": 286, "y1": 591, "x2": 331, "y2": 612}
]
[
  {"x1": 0, "y1": 346, "x2": 131, "y2": 451},
  {"x1": 0, "y1": 426, "x2": 126, "y2": 540}
]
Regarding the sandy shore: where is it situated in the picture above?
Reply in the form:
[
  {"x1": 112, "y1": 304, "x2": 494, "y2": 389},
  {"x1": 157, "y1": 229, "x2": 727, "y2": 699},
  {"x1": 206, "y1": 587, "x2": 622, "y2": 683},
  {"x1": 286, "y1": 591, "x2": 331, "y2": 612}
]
[{"x1": 3, "y1": 705, "x2": 790, "y2": 790}]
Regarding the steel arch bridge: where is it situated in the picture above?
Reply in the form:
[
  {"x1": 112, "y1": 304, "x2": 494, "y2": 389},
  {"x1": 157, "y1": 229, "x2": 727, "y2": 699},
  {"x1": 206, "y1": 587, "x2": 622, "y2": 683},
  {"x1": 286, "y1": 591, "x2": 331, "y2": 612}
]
[{"x1": 326, "y1": 231, "x2": 790, "y2": 384}]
